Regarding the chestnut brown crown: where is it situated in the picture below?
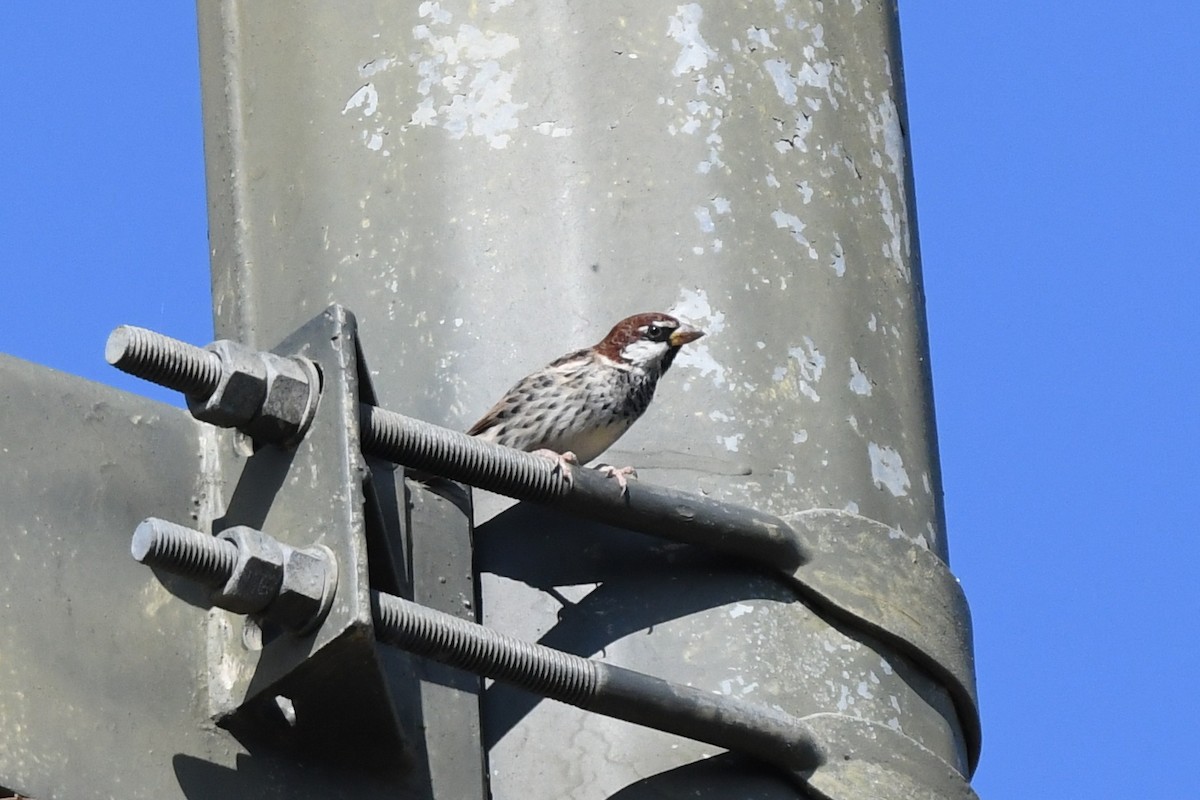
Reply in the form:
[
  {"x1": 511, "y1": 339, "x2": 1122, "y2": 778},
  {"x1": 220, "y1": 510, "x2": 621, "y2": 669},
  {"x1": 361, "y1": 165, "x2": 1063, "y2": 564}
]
[{"x1": 594, "y1": 312, "x2": 705, "y2": 367}]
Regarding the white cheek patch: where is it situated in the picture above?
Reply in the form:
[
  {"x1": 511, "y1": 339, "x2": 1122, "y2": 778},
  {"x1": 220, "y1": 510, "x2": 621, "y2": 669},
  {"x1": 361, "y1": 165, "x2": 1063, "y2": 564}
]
[{"x1": 621, "y1": 339, "x2": 669, "y2": 365}]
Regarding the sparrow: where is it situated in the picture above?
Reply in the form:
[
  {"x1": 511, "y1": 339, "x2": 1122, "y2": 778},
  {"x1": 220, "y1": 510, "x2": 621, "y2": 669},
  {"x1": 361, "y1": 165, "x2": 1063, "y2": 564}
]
[{"x1": 467, "y1": 312, "x2": 705, "y2": 491}]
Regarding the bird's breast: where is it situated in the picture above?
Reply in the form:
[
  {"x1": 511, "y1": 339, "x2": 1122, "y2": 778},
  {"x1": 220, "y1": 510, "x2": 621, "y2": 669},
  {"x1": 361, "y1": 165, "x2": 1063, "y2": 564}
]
[{"x1": 550, "y1": 421, "x2": 636, "y2": 465}]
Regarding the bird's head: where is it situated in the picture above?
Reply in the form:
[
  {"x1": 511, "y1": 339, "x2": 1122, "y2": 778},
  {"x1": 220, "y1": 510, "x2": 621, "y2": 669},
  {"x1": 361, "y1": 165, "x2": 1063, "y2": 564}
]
[{"x1": 595, "y1": 312, "x2": 705, "y2": 373}]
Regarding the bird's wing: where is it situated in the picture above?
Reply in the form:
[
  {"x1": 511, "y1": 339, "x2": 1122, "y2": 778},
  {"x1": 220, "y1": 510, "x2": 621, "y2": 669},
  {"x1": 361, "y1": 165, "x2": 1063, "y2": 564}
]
[{"x1": 465, "y1": 348, "x2": 593, "y2": 437}]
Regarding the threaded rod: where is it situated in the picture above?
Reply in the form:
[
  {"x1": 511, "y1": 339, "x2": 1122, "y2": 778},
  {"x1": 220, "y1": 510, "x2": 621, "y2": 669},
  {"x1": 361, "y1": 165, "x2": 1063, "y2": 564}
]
[
  {"x1": 106, "y1": 325, "x2": 222, "y2": 398},
  {"x1": 371, "y1": 591, "x2": 823, "y2": 771},
  {"x1": 360, "y1": 404, "x2": 570, "y2": 503},
  {"x1": 371, "y1": 591, "x2": 598, "y2": 706},
  {"x1": 131, "y1": 517, "x2": 237, "y2": 585},
  {"x1": 361, "y1": 403, "x2": 810, "y2": 568}
]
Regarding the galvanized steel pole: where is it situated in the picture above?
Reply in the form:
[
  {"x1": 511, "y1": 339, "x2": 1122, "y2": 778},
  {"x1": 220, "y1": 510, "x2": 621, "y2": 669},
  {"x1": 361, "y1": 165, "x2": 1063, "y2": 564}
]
[{"x1": 197, "y1": 0, "x2": 976, "y2": 796}]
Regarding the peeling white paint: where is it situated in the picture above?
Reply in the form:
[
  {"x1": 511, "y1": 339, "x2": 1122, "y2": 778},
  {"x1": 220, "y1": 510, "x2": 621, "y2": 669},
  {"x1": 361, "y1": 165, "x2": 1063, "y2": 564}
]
[
  {"x1": 668, "y1": 4, "x2": 717, "y2": 76},
  {"x1": 717, "y1": 675, "x2": 760, "y2": 697},
  {"x1": 720, "y1": 433, "x2": 743, "y2": 452},
  {"x1": 793, "y1": 430, "x2": 808, "y2": 444},
  {"x1": 418, "y1": 0, "x2": 451, "y2": 24},
  {"x1": 764, "y1": 59, "x2": 798, "y2": 105},
  {"x1": 773, "y1": 111, "x2": 812, "y2": 153},
  {"x1": 888, "y1": 524, "x2": 930, "y2": 550},
  {"x1": 671, "y1": 289, "x2": 727, "y2": 385},
  {"x1": 408, "y1": 4, "x2": 527, "y2": 149},
  {"x1": 762, "y1": 22, "x2": 838, "y2": 116},
  {"x1": 871, "y1": 95, "x2": 906, "y2": 175},
  {"x1": 343, "y1": 81, "x2": 390, "y2": 154},
  {"x1": 343, "y1": 83, "x2": 379, "y2": 116},
  {"x1": 729, "y1": 603, "x2": 754, "y2": 618},
  {"x1": 877, "y1": 175, "x2": 909, "y2": 279},
  {"x1": 788, "y1": 338, "x2": 825, "y2": 403},
  {"x1": 531, "y1": 121, "x2": 573, "y2": 137},
  {"x1": 868, "y1": 442, "x2": 910, "y2": 497},
  {"x1": 797, "y1": 59, "x2": 834, "y2": 105},
  {"x1": 677, "y1": 345, "x2": 727, "y2": 387},
  {"x1": 849, "y1": 357, "x2": 872, "y2": 396},
  {"x1": 359, "y1": 57, "x2": 397, "y2": 78},
  {"x1": 693, "y1": 200, "x2": 719, "y2": 255},
  {"x1": 745, "y1": 26, "x2": 776, "y2": 51},
  {"x1": 771, "y1": 209, "x2": 818, "y2": 259},
  {"x1": 663, "y1": 7, "x2": 727, "y2": 175},
  {"x1": 711, "y1": 196, "x2": 731, "y2": 214},
  {"x1": 671, "y1": 287, "x2": 726, "y2": 334},
  {"x1": 831, "y1": 237, "x2": 846, "y2": 277}
]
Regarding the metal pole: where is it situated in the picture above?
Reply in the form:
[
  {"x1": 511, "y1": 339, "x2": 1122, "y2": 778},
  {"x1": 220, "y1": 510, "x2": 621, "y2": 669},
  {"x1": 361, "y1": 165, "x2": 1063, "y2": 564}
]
[{"x1": 197, "y1": 1, "x2": 977, "y2": 796}]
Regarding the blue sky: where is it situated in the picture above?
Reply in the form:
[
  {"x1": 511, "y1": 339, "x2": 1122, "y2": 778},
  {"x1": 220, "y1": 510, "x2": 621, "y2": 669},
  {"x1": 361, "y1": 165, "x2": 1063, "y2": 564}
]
[{"x1": 3, "y1": 4, "x2": 1198, "y2": 798}]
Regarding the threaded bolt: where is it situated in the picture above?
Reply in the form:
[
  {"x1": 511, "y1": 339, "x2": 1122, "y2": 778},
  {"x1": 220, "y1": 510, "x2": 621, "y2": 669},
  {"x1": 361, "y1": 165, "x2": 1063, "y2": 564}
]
[
  {"x1": 370, "y1": 591, "x2": 824, "y2": 771},
  {"x1": 371, "y1": 591, "x2": 598, "y2": 706},
  {"x1": 360, "y1": 404, "x2": 570, "y2": 503},
  {"x1": 106, "y1": 325, "x2": 222, "y2": 398},
  {"x1": 359, "y1": 403, "x2": 809, "y2": 568},
  {"x1": 131, "y1": 517, "x2": 237, "y2": 586}
]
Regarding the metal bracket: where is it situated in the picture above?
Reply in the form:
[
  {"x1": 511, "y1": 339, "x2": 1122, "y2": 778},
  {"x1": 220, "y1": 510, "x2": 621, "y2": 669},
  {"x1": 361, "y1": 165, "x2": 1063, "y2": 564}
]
[
  {"x1": 787, "y1": 509, "x2": 980, "y2": 771},
  {"x1": 112, "y1": 304, "x2": 978, "y2": 792},
  {"x1": 356, "y1": 401, "x2": 981, "y2": 773},
  {"x1": 196, "y1": 306, "x2": 409, "y2": 771},
  {"x1": 135, "y1": 516, "x2": 977, "y2": 799},
  {"x1": 111, "y1": 306, "x2": 486, "y2": 793},
  {"x1": 799, "y1": 713, "x2": 979, "y2": 800}
]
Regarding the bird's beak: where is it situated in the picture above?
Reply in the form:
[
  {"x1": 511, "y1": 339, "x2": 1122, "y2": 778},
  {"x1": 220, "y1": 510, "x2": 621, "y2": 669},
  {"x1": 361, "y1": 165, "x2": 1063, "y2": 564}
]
[{"x1": 669, "y1": 324, "x2": 705, "y2": 347}]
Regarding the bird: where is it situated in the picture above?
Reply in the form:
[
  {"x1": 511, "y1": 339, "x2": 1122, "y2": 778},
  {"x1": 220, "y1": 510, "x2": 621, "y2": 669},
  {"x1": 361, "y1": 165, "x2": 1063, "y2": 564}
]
[{"x1": 466, "y1": 312, "x2": 705, "y2": 491}]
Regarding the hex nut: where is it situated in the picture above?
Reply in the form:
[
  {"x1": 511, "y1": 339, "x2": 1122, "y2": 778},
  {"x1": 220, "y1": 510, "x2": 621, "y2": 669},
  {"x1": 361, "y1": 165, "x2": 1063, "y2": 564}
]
[
  {"x1": 213, "y1": 526, "x2": 285, "y2": 614},
  {"x1": 186, "y1": 340, "x2": 268, "y2": 428},
  {"x1": 267, "y1": 545, "x2": 337, "y2": 633},
  {"x1": 246, "y1": 353, "x2": 319, "y2": 444}
]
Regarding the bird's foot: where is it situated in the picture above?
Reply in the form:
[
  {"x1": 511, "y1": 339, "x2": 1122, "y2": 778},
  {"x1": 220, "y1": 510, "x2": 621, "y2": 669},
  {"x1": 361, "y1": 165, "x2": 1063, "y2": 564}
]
[
  {"x1": 532, "y1": 449, "x2": 579, "y2": 487},
  {"x1": 596, "y1": 464, "x2": 638, "y2": 496}
]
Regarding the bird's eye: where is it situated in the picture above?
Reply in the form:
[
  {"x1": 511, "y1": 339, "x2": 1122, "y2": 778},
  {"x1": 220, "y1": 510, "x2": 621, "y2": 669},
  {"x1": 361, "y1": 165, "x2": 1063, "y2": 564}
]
[{"x1": 645, "y1": 324, "x2": 664, "y2": 340}]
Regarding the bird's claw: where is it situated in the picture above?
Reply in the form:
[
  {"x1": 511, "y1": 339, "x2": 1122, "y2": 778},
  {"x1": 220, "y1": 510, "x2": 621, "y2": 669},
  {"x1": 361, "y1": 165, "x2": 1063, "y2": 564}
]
[
  {"x1": 533, "y1": 449, "x2": 578, "y2": 487},
  {"x1": 597, "y1": 464, "x2": 638, "y2": 496}
]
